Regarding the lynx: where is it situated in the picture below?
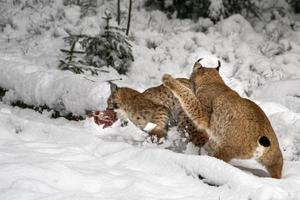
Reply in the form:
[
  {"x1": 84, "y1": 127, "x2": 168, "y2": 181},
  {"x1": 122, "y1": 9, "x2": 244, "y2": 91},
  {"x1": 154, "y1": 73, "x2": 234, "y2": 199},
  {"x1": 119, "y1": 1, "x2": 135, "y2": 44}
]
[
  {"x1": 107, "y1": 80, "x2": 208, "y2": 145},
  {"x1": 162, "y1": 59, "x2": 283, "y2": 179},
  {"x1": 107, "y1": 82, "x2": 169, "y2": 138}
]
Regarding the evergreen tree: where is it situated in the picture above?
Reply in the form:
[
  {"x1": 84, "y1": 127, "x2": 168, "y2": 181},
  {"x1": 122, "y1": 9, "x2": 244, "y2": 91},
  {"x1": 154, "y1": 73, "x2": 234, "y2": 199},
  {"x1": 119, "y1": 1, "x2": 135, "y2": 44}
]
[
  {"x1": 145, "y1": 0, "x2": 261, "y2": 22},
  {"x1": 59, "y1": 11, "x2": 134, "y2": 75},
  {"x1": 289, "y1": 0, "x2": 300, "y2": 13}
]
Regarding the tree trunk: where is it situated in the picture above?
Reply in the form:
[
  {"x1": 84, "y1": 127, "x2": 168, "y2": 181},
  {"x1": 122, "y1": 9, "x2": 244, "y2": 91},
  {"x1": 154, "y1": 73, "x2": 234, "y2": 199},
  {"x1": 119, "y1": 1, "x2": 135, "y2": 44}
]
[
  {"x1": 117, "y1": 0, "x2": 121, "y2": 25},
  {"x1": 126, "y1": 0, "x2": 132, "y2": 36}
]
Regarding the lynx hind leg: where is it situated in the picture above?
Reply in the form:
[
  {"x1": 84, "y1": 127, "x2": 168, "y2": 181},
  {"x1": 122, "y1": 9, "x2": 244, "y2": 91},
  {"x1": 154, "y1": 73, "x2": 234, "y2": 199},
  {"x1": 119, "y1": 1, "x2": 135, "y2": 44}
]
[
  {"x1": 162, "y1": 74, "x2": 210, "y2": 132},
  {"x1": 177, "y1": 110, "x2": 208, "y2": 147},
  {"x1": 211, "y1": 146, "x2": 235, "y2": 162},
  {"x1": 264, "y1": 159, "x2": 282, "y2": 179},
  {"x1": 147, "y1": 106, "x2": 170, "y2": 139},
  {"x1": 257, "y1": 138, "x2": 283, "y2": 179}
]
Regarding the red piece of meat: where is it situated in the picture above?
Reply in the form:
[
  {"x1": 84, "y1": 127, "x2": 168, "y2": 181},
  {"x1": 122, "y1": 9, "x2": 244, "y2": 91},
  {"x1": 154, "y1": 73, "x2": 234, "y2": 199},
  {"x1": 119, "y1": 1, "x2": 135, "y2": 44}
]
[{"x1": 87, "y1": 109, "x2": 117, "y2": 128}]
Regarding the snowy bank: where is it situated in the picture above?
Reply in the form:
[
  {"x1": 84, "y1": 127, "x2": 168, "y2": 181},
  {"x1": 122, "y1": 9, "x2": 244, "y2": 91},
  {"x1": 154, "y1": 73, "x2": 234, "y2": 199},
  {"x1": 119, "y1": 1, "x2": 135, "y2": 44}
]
[{"x1": 0, "y1": 55, "x2": 117, "y2": 115}]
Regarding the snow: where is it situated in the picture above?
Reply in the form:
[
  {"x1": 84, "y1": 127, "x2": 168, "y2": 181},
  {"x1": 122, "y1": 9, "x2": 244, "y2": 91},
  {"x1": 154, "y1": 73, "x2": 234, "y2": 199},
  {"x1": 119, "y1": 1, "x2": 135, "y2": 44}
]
[
  {"x1": 0, "y1": 1, "x2": 300, "y2": 200},
  {"x1": 252, "y1": 79, "x2": 300, "y2": 112},
  {"x1": 0, "y1": 102, "x2": 300, "y2": 200},
  {"x1": 209, "y1": 0, "x2": 223, "y2": 20}
]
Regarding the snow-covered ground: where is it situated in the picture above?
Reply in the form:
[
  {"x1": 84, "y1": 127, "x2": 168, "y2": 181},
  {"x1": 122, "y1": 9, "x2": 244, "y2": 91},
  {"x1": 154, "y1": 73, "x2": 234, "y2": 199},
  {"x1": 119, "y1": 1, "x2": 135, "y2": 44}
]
[
  {"x1": 1, "y1": 102, "x2": 300, "y2": 200},
  {"x1": 1, "y1": 1, "x2": 300, "y2": 199}
]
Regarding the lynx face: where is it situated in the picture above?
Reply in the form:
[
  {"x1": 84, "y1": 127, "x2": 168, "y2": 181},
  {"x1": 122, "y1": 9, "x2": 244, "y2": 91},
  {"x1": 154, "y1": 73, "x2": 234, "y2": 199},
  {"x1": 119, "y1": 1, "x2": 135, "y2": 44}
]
[
  {"x1": 106, "y1": 83, "x2": 133, "y2": 120},
  {"x1": 107, "y1": 83, "x2": 121, "y2": 110}
]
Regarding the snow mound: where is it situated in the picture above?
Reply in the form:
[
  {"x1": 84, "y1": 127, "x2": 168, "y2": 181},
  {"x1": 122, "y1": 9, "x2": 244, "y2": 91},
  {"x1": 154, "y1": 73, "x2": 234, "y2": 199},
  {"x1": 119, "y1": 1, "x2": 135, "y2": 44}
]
[
  {"x1": 198, "y1": 57, "x2": 220, "y2": 68},
  {"x1": 215, "y1": 14, "x2": 258, "y2": 42},
  {"x1": 252, "y1": 79, "x2": 300, "y2": 112},
  {"x1": 0, "y1": 56, "x2": 119, "y2": 115}
]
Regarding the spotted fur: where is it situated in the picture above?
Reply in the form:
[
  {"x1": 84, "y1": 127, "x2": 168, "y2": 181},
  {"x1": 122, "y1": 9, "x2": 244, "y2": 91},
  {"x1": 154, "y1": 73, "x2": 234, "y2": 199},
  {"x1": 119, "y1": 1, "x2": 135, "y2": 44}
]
[{"x1": 107, "y1": 80, "x2": 208, "y2": 145}]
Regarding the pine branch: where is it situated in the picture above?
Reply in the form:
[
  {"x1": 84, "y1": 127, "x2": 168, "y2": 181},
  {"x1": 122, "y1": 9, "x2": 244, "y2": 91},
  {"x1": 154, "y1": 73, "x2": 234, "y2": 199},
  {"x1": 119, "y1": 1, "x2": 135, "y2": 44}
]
[{"x1": 60, "y1": 49, "x2": 85, "y2": 54}]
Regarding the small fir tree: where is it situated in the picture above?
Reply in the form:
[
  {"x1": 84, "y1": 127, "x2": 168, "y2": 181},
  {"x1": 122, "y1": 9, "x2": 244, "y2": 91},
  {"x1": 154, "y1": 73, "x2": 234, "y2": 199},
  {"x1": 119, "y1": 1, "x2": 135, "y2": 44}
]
[{"x1": 59, "y1": 11, "x2": 134, "y2": 75}]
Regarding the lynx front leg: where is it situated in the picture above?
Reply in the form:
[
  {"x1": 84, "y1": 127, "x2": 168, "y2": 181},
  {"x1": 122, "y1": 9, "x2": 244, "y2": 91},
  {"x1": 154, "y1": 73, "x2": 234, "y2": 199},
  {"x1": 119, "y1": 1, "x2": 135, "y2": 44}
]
[
  {"x1": 177, "y1": 110, "x2": 208, "y2": 147},
  {"x1": 149, "y1": 106, "x2": 170, "y2": 138},
  {"x1": 162, "y1": 74, "x2": 210, "y2": 133},
  {"x1": 149, "y1": 126, "x2": 167, "y2": 139}
]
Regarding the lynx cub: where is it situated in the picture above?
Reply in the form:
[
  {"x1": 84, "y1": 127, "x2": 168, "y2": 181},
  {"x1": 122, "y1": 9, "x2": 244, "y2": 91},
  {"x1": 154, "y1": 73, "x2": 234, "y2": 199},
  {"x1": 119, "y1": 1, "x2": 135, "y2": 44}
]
[
  {"x1": 107, "y1": 81, "x2": 208, "y2": 145},
  {"x1": 162, "y1": 59, "x2": 283, "y2": 179},
  {"x1": 107, "y1": 82, "x2": 169, "y2": 138}
]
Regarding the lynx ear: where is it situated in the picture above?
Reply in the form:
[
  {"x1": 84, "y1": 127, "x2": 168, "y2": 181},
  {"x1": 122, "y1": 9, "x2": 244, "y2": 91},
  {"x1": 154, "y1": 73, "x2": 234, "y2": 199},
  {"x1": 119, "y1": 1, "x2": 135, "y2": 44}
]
[
  {"x1": 216, "y1": 60, "x2": 221, "y2": 71},
  {"x1": 109, "y1": 81, "x2": 118, "y2": 92},
  {"x1": 193, "y1": 58, "x2": 203, "y2": 71}
]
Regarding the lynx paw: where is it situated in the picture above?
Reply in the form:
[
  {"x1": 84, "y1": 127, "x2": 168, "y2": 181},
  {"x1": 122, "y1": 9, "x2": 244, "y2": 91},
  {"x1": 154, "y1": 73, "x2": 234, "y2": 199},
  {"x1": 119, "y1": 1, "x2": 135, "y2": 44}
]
[{"x1": 144, "y1": 135, "x2": 165, "y2": 145}]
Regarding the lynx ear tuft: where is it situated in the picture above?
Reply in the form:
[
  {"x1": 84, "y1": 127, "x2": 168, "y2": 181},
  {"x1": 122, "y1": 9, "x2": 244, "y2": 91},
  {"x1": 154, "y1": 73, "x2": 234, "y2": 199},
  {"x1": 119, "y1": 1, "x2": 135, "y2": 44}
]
[
  {"x1": 258, "y1": 136, "x2": 271, "y2": 147},
  {"x1": 196, "y1": 58, "x2": 203, "y2": 63},
  {"x1": 109, "y1": 81, "x2": 118, "y2": 92},
  {"x1": 216, "y1": 60, "x2": 221, "y2": 71}
]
